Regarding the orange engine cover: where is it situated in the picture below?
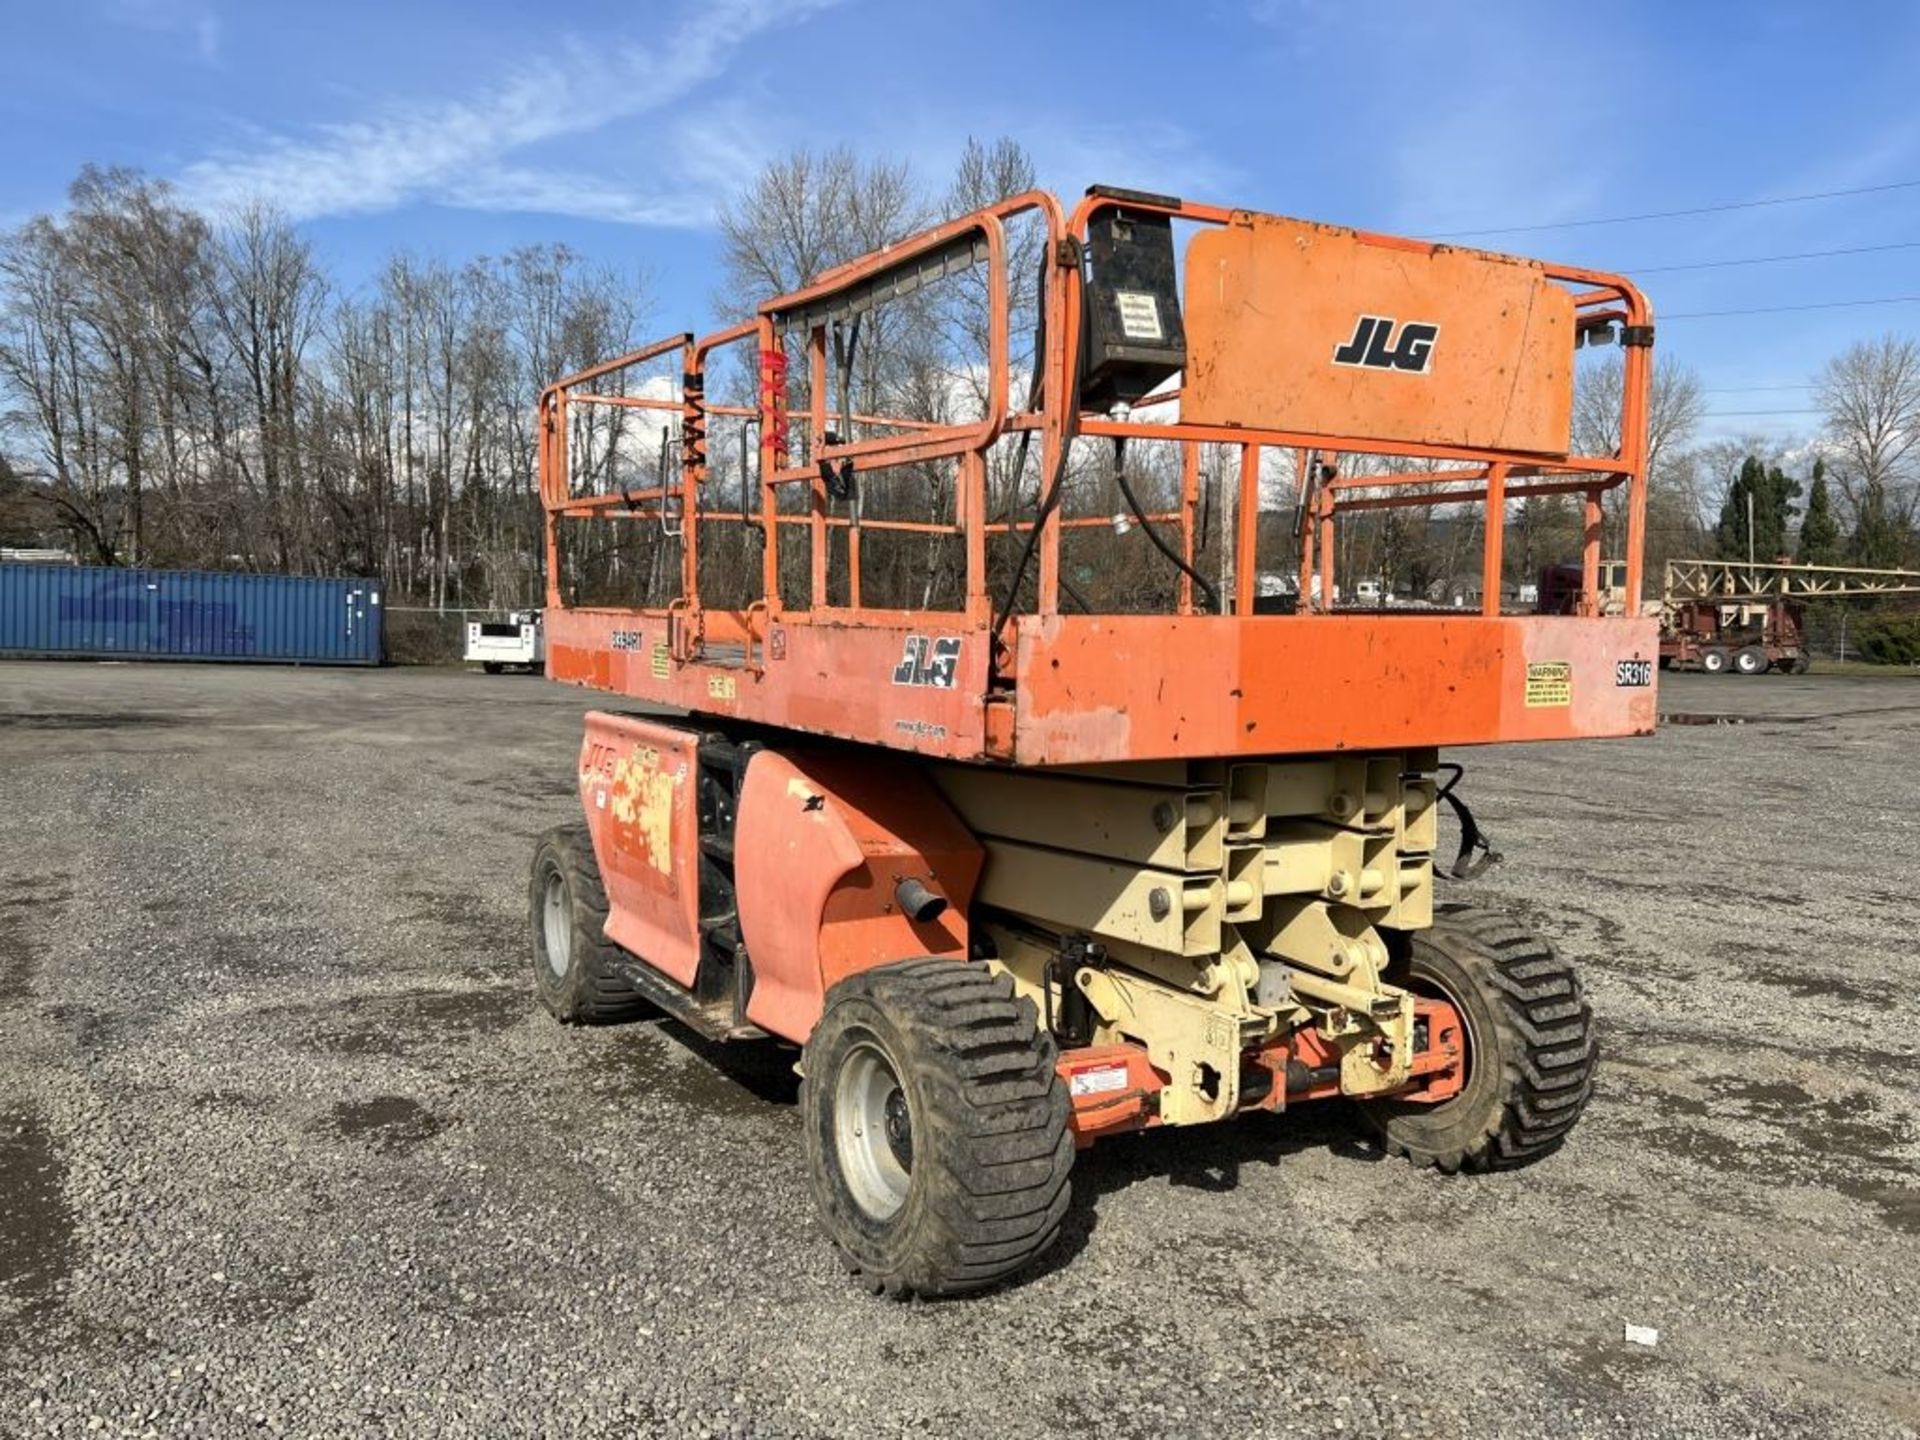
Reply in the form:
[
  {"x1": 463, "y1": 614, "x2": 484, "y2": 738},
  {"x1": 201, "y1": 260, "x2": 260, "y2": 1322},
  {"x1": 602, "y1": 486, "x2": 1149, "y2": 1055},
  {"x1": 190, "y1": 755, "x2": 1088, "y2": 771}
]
[
  {"x1": 1182, "y1": 214, "x2": 1575, "y2": 456},
  {"x1": 734, "y1": 749, "x2": 983, "y2": 1042}
]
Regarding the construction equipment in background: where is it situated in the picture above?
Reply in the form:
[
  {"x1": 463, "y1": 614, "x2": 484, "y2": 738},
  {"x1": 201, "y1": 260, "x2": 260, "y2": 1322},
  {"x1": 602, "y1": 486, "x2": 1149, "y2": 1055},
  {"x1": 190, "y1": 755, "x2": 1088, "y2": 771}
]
[
  {"x1": 1657, "y1": 559, "x2": 1920, "y2": 674},
  {"x1": 1539, "y1": 560, "x2": 1631, "y2": 618},
  {"x1": 465, "y1": 610, "x2": 545, "y2": 674},
  {"x1": 525, "y1": 186, "x2": 1655, "y2": 1295}
]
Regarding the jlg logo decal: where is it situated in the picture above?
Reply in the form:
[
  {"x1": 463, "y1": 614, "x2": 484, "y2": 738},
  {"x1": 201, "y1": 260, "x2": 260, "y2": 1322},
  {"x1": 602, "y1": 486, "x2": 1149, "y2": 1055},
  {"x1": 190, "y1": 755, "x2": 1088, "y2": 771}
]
[
  {"x1": 893, "y1": 635, "x2": 961, "y2": 689},
  {"x1": 1332, "y1": 315, "x2": 1440, "y2": 374}
]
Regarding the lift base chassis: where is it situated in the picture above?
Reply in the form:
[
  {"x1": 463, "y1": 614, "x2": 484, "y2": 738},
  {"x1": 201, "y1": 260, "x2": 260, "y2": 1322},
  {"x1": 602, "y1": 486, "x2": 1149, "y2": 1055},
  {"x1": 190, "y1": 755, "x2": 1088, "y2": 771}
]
[{"x1": 576, "y1": 709, "x2": 1473, "y2": 1141}]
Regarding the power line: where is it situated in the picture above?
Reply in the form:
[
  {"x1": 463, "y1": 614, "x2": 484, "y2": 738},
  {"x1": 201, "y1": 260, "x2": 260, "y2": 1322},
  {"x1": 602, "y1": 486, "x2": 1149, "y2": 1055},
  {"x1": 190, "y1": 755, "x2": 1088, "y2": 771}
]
[
  {"x1": 1665, "y1": 295, "x2": 1920, "y2": 319},
  {"x1": 1431, "y1": 177, "x2": 1920, "y2": 239},
  {"x1": 1624, "y1": 240, "x2": 1920, "y2": 274}
]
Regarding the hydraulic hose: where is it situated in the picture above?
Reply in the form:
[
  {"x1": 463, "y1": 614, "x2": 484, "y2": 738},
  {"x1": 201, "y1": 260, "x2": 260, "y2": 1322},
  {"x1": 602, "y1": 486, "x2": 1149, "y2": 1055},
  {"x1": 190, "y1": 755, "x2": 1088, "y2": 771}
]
[{"x1": 1114, "y1": 463, "x2": 1221, "y2": 613}]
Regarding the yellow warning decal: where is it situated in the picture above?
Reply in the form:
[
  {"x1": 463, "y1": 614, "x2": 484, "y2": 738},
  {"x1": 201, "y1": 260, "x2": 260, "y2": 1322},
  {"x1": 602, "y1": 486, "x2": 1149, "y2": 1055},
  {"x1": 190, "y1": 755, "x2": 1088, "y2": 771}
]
[
  {"x1": 1525, "y1": 660, "x2": 1573, "y2": 708},
  {"x1": 707, "y1": 674, "x2": 737, "y2": 701},
  {"x1": 650, "y1": 642, "x2": 670, "y2": 679},
  {"x1": 609, "y1": 745, "x2": 674, "y2": 876}
]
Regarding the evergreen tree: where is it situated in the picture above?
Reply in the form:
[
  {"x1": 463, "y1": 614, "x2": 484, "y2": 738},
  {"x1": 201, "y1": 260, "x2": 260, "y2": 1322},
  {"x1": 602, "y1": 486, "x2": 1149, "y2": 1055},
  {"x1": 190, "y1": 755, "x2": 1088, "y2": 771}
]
[
  {"x1": 1715, "y1": 456, "x2": 1761, "y2": 558},
  {"x1": 1795, "y1": 459, "x2": 1842, "y2": 564},
  {"x1": 1759, "y1": 462, "x2": 1800, "y2": 559},
  {"x1": 1716, "y1": 455, "x2": 1801, "y2": 560},
  {"x1": 1850, "y1": 478, "x2": 1904, "y2": 567}
]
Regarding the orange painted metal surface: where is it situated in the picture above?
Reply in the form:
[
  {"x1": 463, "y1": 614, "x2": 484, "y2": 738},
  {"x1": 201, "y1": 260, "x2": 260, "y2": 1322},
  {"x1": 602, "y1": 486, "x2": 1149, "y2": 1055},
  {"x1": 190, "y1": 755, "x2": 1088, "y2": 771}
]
[
  {"x1": 734, "y1": 749, "x2": 982, "y2": 1042},
  {"x1": 539, "y1": 187, "x2": 1657, "y2": 766},
  {"x1": 577, "y1": 712, "x2": 702, "y2": 987},
  {"x1": 548, "y1": 609, "x2": 993, "y2": 761},
  {"x1": 1059, "y1": 1043, "x2": 1165, "y2": 1146},
  {"x1": 1059, "y1": 990, "x2": 1465, "y2": 1144},
  {"x1": 1184, "y1": 215, "x2": 1576, "y2": 455},
  {"x1": 550, "y1": 611, "x2": 1658, "y2": 766},
  {"x1": 1399, "y1": 997, "x2": 1467, "y2": 1104},
  {"x1": 1006, "y1": 614, "x2": 1657, "y2": 763},
  {"x1": 1243, "y1": 993, "x2": 1465, "y2": 1111}
]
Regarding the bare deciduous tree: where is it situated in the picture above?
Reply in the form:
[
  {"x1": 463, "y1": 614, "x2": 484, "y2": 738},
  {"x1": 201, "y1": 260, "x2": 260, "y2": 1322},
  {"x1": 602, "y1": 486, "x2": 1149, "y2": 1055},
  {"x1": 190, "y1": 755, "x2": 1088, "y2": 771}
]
[
  {"x1": 0, "y1": 168, "x2": 646, "y2": 606},
  {"x1": 1814, "y1": 333, "x2": 1920, "y2": 534},
  {"x1": 1571, "y1": 352, "x2": 1708, "y2": 568}
]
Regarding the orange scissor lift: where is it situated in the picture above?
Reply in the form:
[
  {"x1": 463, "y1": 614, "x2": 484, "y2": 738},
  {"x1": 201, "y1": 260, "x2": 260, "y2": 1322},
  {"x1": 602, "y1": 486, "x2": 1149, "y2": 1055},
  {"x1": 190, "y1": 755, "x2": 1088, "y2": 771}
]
[{"x1": 528, "y1": 186, "x2": 1657, "y2": 1295}]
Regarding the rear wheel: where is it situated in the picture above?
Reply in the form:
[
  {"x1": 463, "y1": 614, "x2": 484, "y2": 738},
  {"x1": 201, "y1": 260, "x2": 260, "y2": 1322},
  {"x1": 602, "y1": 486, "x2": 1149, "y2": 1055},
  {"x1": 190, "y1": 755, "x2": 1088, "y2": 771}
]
[
  {"x1": 1733, "y1": 645, "x2": 1769, "y2": 675},
  {"x1": 801, "y1": 960, "x2": 1072, "y2": 1298},
  {"x1": 1363, "y1": 906, "x2": 1595, "y2": 1172},
  {"x1": 1699, "y1": 648, "x2": 1730, "y2": 674},
  {"x1": 483, "y1": 661, "x2": 504, "y2": 675},
  {"x1": 528, "y1": 824, "x2": 649, "y2": 1024}
]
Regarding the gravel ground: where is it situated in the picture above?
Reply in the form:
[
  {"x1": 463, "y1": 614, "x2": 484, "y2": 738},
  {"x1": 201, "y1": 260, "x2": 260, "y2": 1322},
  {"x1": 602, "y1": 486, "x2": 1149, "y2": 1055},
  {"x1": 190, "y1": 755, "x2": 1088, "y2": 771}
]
[{"x1": 1, "y1": 660, "x2": 1916, "y2": 1439}]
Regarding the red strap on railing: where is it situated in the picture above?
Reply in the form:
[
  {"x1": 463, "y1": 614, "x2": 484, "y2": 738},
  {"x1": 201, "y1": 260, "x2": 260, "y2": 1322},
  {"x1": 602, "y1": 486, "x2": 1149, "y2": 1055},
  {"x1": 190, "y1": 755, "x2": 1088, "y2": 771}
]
[{"x1": 758, "y1": 347, "x2": 789, "y2": 461}]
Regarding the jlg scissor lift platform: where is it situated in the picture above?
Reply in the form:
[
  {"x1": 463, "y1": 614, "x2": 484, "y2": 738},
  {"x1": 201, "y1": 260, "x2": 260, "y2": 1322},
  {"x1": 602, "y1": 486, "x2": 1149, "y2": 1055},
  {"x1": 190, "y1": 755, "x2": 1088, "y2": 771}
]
[{"x1": 527, "y1": 186, "x2": 1658, "y2": 1295}]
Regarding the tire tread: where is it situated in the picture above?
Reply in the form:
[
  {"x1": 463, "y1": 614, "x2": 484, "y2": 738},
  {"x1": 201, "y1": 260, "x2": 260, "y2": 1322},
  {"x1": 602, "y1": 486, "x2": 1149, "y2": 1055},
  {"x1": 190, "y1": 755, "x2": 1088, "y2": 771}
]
[
  {"x1": 1368, "y1": 905, "x2": 1596, "y2": 1174},
  {"x1": 802, "y1": 959, "x2": 1072, "y2": 1298}
]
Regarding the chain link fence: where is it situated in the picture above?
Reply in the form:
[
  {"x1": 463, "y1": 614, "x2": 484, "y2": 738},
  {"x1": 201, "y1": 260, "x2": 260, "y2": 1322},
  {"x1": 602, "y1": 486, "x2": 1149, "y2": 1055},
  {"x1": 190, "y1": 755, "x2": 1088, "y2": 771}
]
[{"x1": 1798, "y1": 603, "x2": 1920, "y2": 666}]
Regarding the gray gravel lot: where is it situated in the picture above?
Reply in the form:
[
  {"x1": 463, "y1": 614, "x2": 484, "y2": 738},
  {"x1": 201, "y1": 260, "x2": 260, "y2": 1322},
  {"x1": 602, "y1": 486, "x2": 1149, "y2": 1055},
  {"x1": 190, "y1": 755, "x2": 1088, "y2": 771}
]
[{"x1": 2, "y1": 660, "x2": 1917, "y2": 1438}]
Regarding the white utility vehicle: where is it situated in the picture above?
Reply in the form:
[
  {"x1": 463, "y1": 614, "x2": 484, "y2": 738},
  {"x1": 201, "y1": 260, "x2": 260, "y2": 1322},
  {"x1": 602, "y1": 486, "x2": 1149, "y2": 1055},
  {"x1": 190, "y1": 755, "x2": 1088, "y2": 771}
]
[{"x1": 465, "y1": 611, "x2": 544, "y2": 674}]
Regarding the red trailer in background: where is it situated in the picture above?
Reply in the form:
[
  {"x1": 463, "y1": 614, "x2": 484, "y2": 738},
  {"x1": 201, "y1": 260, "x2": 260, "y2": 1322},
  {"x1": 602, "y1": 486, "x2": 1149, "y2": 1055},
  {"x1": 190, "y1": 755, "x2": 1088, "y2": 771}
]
[
  {"x1": 1655, "y1": 560, "x2": 1920, "y2": 675},
  {"x1": 1660, "y1": 596, "x2": 1809, "y2": 675}
]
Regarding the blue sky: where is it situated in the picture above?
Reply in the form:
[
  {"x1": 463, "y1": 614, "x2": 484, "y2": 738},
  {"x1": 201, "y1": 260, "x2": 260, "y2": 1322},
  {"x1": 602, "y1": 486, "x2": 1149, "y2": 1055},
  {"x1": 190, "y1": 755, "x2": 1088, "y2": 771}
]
[{"x1": 5, "y1": 0, "x2": 1919, "y2": 443}]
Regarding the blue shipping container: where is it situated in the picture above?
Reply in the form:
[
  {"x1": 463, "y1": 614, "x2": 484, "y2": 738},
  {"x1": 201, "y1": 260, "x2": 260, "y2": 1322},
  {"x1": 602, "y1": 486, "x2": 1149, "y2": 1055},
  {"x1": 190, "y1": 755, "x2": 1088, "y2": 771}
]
[{"x1": 0, "y1": 563, "x2": 383, "y2": 666}]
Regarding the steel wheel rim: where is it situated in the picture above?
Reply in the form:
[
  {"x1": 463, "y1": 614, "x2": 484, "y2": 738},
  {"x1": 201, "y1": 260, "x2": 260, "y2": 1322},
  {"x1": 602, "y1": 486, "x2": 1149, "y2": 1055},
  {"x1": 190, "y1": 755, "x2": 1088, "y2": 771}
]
[
  {"x1": 835, "y1": 1039, "x2": 913, "y2": 1219},
  {"x1": 541, "y1": 867, "x2": 572, "y2": 980}
]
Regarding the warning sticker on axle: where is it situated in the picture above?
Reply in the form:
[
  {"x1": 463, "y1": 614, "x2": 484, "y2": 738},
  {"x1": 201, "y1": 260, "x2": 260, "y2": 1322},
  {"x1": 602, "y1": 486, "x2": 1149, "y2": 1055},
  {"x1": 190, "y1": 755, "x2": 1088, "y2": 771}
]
[
  {"x1": 1068, "y1": 1065, "x2": 1130, "y2": 1098},
  {"x1": 1524, "y1": 660, "x2": 1573, "y2": 708}
]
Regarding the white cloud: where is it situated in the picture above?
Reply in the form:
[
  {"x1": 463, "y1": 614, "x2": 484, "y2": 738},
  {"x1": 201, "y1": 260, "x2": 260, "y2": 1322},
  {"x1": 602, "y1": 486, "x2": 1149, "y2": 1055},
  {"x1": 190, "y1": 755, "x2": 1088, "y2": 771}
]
[
  {"x1": 172, "y1": 0, "x2": 839, "y2": 226},
  {"x1": 1032, "y1": 121, "x2": 1241, "y2": 204},
  {"x1": 106, "y1": 0, "x2": 222, "y2": 65}
]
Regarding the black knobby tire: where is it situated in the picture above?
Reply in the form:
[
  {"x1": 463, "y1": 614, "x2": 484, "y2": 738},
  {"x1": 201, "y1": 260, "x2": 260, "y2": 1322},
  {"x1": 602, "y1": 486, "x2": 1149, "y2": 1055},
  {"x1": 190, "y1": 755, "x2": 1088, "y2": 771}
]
[
  {"x1": 1363, "y1": 906, "x2": 1596, "y2": 1173},
  {"x1": 801, "y1": 959, "x2": 1073, "y2": 1298},
  {"x1": 1733, "y1": 645, "x2": 1770, "y2": 676},
  {"x1": 528, "y1": 823, "x2": 649, "y2": 1024},
  {"x1": 1699, "y1": 648, "x2": 1730, "y2": 674}
]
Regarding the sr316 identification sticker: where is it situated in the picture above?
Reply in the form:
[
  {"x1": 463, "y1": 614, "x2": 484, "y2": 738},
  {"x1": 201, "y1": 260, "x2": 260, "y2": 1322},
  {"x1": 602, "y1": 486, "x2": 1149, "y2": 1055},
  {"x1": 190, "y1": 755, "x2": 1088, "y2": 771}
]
[
  {"x1": 892, "y1": 635, "x2": 961, "y2": 689},
  {"x1": 1614, "y1": 659, "x2": 1653, "y2": 688}
]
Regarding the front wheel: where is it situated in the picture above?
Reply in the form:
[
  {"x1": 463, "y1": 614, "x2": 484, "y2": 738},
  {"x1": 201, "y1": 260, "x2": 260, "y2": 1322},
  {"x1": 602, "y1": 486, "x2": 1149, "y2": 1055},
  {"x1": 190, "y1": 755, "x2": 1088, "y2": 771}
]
[
  {"x1": 1362, "y1": 907, "x2": 1596, "y2": 1172},
  {"x1": 801, "y1": 960, "x2": 1073, "y2": 1298},
  {"x1": 1699, "y1": 648, "x2": 1730, "y2": 674},
  {"x1": 1733, "y1": 645, "x2": 1770, "y2": 676},
  {"x1": 528, "y1": 824, "x2": 649, "y2": 1024}
]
